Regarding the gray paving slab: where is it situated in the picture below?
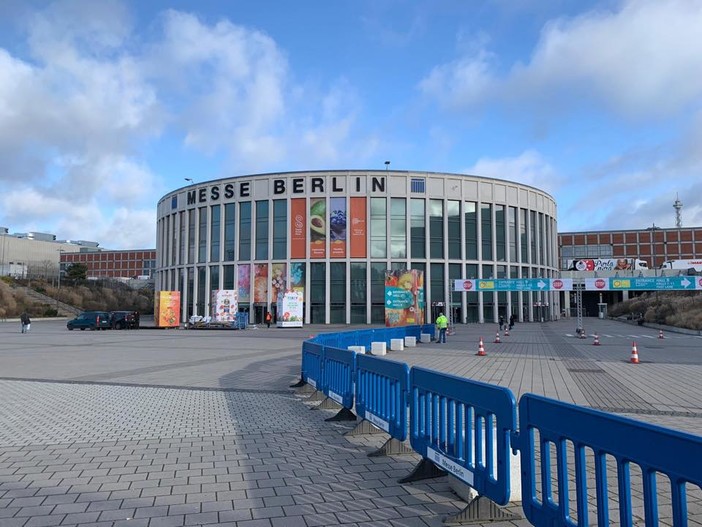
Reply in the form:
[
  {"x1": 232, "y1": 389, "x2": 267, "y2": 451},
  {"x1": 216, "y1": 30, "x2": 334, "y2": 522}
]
[{"x1": 1, "y1": 318, "x2": 701, "y2": 526}]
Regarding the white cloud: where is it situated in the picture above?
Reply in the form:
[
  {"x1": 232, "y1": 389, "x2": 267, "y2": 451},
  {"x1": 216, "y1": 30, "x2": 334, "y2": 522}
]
[{"x1": 464, "y1": 150, "x2": 563, "y2": 196}]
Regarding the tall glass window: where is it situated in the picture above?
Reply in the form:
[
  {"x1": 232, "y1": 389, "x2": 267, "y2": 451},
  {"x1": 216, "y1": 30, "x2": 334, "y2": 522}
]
[
  {"x1": 350, "y1": 263, "x2": 367, "y2": 324},
  {"x1": 465, "y1": 263, "x2": 479, "y2": 322},
  {"x1": 224, "y1": 204, "x2": 235, "y2": 261},
  {"x1": 239, "y1": 202, "x2": 251, "y2": 261},
  {"x1": 223, "y1": 265, "x2": 234, "y2": 289},
  {"x1": 464, "y1": 202, "x2": 477, "y2": 260},
  {"x1": 255, "y1": 200, "x2": 269, "y2": 260},
  {"x1": 187, "y1": 210, "x2": 196, "y2": 264},
  {"x1": 370, "y1": 263, "x2": 386, "y2": 323},
  {"x1": 530, "y1": 211, "x2": 537, "y2": 264},
  {"x1": 330, "y1": 262, "x2": 346, "y2": 323},
  {"x1": 449, "y1": 263, "x2": 461, "y2": 322},
  {"x1": 508, "y1": 207, "x2": 517, "y2": 262},
  {"x1": 272, "y1": 200, "x2": 287, "y2": 260},
  {"x1": 186, "y1": 268, "x2": 194, "y2": 319},
  {"x1": 410, "y1": 199, "x2": 425, "y2": 259},
  {"x1": 171, "y1": 214, "x2": 177, "y2": 266},
  {"x1": 495, "y1": 205, "x2": 506, "y2": 261},
  {"x1": 390, "y1": 198, "x2": 407, "y2": 259},
  {"x1": 429, "y1": 199, "x2": 443, "y2": 259},
  {"x1": 210, "y1": 205, "x2": 221, "y2": 262},
  {"x1": 198, "y1": 207, "x2": 207, "y2": 263},
  {"x1": 196, "y1": 267, "x2": 206, "y2": 317},
  {"x1": 447, "y1": 200, "x2": 460, "y2": 259},
  {"x1": 179, "y1": 211, "x2": 185, "y2": 265},
  {"x1": 210, "y1": 265, "x2": 220, "y2": 294},
  {"x1": 481, "y1": 204, "x2": 493, "y2": 260},
  {"x1": 310, "y1": 262, "x2": 326, "y2": 324},
  {"x1": 370, "y1": 198, "x2": 387, "y2": 258},
  {"x1": 430, "y1": 263, "x2": 444, "y2": 306},
  {"x1": 520, "y1": 209, "x2": 528, "y2": 263},
  {"x1": 538, "y1": 213, "x2": 545, "y2": 266}
]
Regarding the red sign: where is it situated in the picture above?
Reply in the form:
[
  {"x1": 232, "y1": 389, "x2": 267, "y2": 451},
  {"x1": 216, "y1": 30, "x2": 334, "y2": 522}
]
[
  {"x1": 595, "y1": 279, "x2": 606, "y2": 289},
  {"x1": 463, "y1": 280, "x2": 473, "y2": 291},
  {"x1": 553, "y1": 279, "x2": 563, "y2": 289}
]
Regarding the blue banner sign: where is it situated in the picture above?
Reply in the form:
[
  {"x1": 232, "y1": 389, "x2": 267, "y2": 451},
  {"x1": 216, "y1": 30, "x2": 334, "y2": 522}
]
[
  {"x1": 585, "y1": 276, "x2": 702, "y2": 291},
  {"x1": 453, "y1": 278, "x2": 573, "y2": 292}
]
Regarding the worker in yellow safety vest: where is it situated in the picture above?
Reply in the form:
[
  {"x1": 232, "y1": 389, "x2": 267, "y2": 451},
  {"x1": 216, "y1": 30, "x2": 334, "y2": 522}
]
[{"x1": 436, "y1": 312, "x2": 448, "y2": 343}]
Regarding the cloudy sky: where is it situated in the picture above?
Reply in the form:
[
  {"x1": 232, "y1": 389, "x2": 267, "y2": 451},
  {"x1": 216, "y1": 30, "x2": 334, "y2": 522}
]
[{"x1": 1, "y1": 0, "x2": 700, "y2": 249}]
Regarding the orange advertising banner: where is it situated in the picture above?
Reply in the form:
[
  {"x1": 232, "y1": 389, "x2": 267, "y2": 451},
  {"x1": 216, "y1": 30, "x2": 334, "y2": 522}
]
[
  {"x1": 349, "y1": 197, "x2": 367, "y2": 258},
  {"x1": 309, "y1": 198, "x2": 326, "y2": 259},
  {"x1": 290, "y1": 198, "x2": 306, "y2": 259},
  {"x1": 155, "y1": 290, "x2": 181, "y2": 327}
]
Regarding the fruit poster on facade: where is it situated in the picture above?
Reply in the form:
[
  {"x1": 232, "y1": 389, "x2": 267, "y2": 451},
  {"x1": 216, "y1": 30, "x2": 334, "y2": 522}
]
[
  {"x1": 289, "y1": 262, "x2": 305, "y2": 293},
  {"x1": 237, "y1": 264, "x2": 251, "y2": 303},
  {"x1": 276, "y1": 289, "x2": 304, "y2": 327},
  {"x1": 329, "y1": 197, "x2": 346, "y2": 258},
  {"x1": 349, "y1": 197, "x2": 367, "y2": 258},
  {"x1": 271, "y1": 263, "x2": 287, "y2": 302},
  {"x1": 253, "y1": 264, "x2": 268, "y2": 303},
  {"x1": 290, "y1": 198, "x2": 306, "y2": 259},
  {"x1": 211, "y1": 290, "x2": 238, "y2": 322},
  {"x1": 384, "y1": 269, "x2": 425, "y2": 327},
  {"x1": 309, "y1": 198, "x2": 326, "y2": 259},
  {"x1": 155, "y1": 290, "x2": 181, "y2": 328}
]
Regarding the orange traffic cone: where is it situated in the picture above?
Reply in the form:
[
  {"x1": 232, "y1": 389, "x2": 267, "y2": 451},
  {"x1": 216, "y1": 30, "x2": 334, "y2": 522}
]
[
  {"x1": 494, "y1": 332, "x2": 501, "y2": 344},
  {"x1": 504, "y1": 327, "x2": 510, "y2": 336},
  {"x1": 476, "y1": 337, "x2": 487, "y2": 356},
  {"x1": 630, "y1": 341, "x2": 639, "y2": 364},
  {"x1": 658, "y1": 330, "x2": 664, "y2": 339},
  {"x1": 580, "y1": 328, "x2": 587, "y2": 339},
  {"x1": 593, "y1": 334, "x2": 600, "y2": 346}
]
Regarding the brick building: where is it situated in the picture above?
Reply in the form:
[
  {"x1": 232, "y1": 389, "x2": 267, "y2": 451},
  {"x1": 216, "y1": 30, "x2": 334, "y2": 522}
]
[{"x1": 61, "y1": 249, "x2": 156, "y2": 279}]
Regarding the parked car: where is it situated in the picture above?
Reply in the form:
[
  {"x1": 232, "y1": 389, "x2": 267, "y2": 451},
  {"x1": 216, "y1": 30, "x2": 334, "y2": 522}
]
[
  {"x1": 67, "y1": 311, "x2": 112, "y2": 331},
  {"x1": 110, "y1": 310, "x2": 140, "y2": 329}
]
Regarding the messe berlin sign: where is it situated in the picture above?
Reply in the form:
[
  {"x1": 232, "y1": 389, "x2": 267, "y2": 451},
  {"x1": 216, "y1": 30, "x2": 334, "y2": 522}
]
[
  {"x1": 586, "y1": 276, "x2": 702, "y2": 291},
  {"x1": 453, "y1": 279, "x2": 573, "y2": 292}
]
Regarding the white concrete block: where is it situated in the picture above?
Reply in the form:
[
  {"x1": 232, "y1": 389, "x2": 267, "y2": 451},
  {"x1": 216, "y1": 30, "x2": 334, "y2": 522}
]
[
  {"x1": 420, "y1": 333, "x2": 432, "y2": 343},
  {"x1": 390, "y1": 338, "x2": 404, "y2": 351},
  {"x1": 370, "y1": 341, "x2": 387, "y2": 356},
  {"x1": 347, "y1": 345, "x2": 366, "y2": 353},
  {"x1": 404, "y1": 336, "x2": 417, "y2": 347}
]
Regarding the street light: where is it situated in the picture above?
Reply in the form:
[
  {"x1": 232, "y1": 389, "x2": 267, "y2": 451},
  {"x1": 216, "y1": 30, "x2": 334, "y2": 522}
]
[
  {"x1": 57, "y1": 249, "x2": 65, "y2": 311},
  {"x1": 384, "y1": 161, "x2": 390, "y2": 172},
  {"x1": 184, "y1": 178, "x2": 194, "y2": 185}
]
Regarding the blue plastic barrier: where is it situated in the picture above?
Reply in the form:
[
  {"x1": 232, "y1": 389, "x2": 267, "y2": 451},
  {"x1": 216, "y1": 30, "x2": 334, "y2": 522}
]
[
  {"x1": 300, "y1": 341, "x2": 324, "y2": 390},
  {"x1": 408, "y1": 366, "x2": 517, "y2": 505},
  {"x1": 356, "y1": 354, "x2": 410, "y2": 440},
  {"x1": 322, "y1": 346, "x2": 356, "y2": 408},
  {"x1": 515, "y1": 394, "x2": 702, "y2": 527}
]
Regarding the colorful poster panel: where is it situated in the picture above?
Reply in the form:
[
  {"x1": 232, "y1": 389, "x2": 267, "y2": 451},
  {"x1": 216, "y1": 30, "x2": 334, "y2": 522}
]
[
  {"x1": 271, "y1": 263, "x2": 287, "y2": 302},
  {"x1": 384, "y1": 269, "x2": 424, "y2": 327},
  {"x1": 237, "y1": 264, "x2": 251, "y2": 303},
  {"x1": 349, "y1": 197, "x2": 366, "y2": 258},
  {"x1": 329, "y1": 197, "x2": 346, "y2": 258},
  {"x1": 290, "y1": 198, "x2": 306, "y2": 259},
  {"x1": 211, "y1": 290, "x2": 238, "y2": 322},
  {"x1": 253, "y1": 264, "x2": 268, "y2": 303},
  {"x1": 155, "y1": 290, "x2": 181, "y2": 327},
  {"x1": 309, "y1": 198, "x2": 326, "y2": 259},
  {"x1": 276, "y1": 290, "x2": 304, "y2": 327},
  {"x1": 290, "y1": 262, "x2": 305, "y2": 293}
]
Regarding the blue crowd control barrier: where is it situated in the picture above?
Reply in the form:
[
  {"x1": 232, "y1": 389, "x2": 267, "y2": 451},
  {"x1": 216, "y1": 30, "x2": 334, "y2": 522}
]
[
  {"x1": 409, "y1": 366, "x2": 517, "y2": 505},
  {"x1": 515, "y1": 394, "x2": 702, "y2": 527},
  {"x1": 356, "y1": 354, "x2": 410, "y2": 440},
  {"x1": 322, "y1": 346, "x2": 356, "y2": 408},
  {"x1": 300, "y1": 341, "x2": 324, "y2": 390}
]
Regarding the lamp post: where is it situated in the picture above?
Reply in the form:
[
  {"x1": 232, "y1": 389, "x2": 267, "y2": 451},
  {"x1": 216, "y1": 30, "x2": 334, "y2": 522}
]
[
  {"x1": 57, "y1": 249, "x2": 65, "y2": 312},
  {"x1": 384, "y1": 161, "x2": 390, "y2": 172}
]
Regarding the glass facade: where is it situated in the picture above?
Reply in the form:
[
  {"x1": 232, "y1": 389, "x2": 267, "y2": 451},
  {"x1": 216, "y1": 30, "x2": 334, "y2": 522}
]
[{"x1": 156, "y1": 171, "x2": 558, "y2": 325}]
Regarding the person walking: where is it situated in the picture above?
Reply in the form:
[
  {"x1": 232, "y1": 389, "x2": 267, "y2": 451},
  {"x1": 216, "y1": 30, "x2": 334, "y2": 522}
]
[
  {"x1": 435, "y1": 312, "x2": 448, "y2": 343},
  {"x1": 499, "y1": 315, "x2": 505, "y2": 331},
  {"x1": 509, "y1": 314, "x2": 515, "y2": 330},
  {"x1": 265, "y1": 311, "x2": 272, "y2": 329},
  {"x1": 20, "y1": 312, "x2": 31, "y2": 333}
]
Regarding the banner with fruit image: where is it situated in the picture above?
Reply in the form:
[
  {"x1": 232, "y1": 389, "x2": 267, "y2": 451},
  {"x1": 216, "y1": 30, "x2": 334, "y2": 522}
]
[
  {"x1": 276, "y1": 289, "x2": 304, "y2": 328},
  {"x1": 155, "y1": 290, "x2": 181, "y2": 328},
  {"x1": 271, "y1": 263, "x2": 287, "y2": 302},
  {"x1": 237, "y1": 264, "x2": 251, "y2": 303},
  {"x1": 253, "y1": 264, "x2": 268, "y2": 303},
  {"x1": 329, "y1": 197, "x2": 346, "y2": 258},
  {"x1": 289, "y1": 262, "x2": 305, "y2": 293},
  {"x1": 384, "y1": 269, "x2": 425, "y2": 327},
  {"x1": 290, "y1": 198, "x2": 306, "y2": 259},
  {"x1": 309, "y1": 198, "x2": 326, "y2": 259},
  {"x1": 349, "y1": 197, "x2": 366, "y2": 258}
]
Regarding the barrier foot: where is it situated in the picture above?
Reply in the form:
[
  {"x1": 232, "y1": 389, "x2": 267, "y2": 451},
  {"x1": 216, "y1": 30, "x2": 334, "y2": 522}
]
[
  {"x1": 306, "y1": 390, "x2": 327, "y2": 402},
  {"x1": 325, "y1": 408, "x2": 357, "y2": 422},
  {"x1": 292, "y1": 383, "x2": 315, "y2": 395},
  {"x1": 398, "y1": 458, "x2": 446, "y2": 484},
  {"x1": 345, "y1": 419, "x2": 386, "y2": 436},
  {"x1": 368, "y1": 438, "x2": 414, "y2": 457},
  {"x1": 289, "y1": 378, "x2": 306, "y2": 388},
  {"x1": 312, "y1": 397, "x2": 343, "y2": 410},
  {"x1": 443, "y1": 496, "x2": 520, "y2": 525}
]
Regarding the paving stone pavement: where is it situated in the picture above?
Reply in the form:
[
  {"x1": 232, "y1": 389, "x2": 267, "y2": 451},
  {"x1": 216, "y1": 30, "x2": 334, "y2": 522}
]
[{"x1": 1, "y1": 317, "x2": 701, "y2": 526}]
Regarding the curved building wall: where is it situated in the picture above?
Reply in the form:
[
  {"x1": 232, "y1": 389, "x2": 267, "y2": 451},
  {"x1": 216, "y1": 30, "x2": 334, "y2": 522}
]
[{"x1": 156, "y1": 170, "x2": 559, "y2": 325}]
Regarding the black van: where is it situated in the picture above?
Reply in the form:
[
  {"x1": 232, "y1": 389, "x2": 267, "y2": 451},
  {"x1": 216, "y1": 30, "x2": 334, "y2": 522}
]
[{"x1": 67, "y1": 311, "x2": 111, "y2": 331}]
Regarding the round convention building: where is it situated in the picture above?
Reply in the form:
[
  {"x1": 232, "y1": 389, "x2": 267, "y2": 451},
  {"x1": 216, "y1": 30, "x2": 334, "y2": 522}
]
[{"x1": 155, "y1": 170, "x2": 559, "y2": 326}]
